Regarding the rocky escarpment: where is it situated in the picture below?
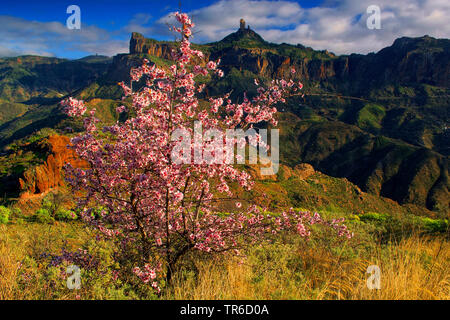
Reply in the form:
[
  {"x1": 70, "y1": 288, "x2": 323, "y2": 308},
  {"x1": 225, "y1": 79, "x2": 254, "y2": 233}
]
[
  {"x1": 130, "y1": 30, "x2": 450, "y2": 95},
  {"x1": 18, "y1": 135, "x2": 87, "y2": 197},
  {"x1": 129, "y1": 31, "x2": 337, "y2": 82},
  {"x1": 130, "y1": 32, "x2": 176, "y2": 59},
  {"x1": 339, "y1": 36, "x2": 450, "y2": 94}
]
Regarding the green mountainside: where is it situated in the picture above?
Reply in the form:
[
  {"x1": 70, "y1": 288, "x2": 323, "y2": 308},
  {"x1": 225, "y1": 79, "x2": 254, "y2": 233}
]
[
  {"x1": 0, "y1": 55, "x2": 111, "y2": 145},
  {"x1": 0, "y1": 25, "x2": 448, "y2": 213}
]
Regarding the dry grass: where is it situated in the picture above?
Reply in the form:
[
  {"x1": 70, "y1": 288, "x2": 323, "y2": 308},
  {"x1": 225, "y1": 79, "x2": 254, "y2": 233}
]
[
  {"x1": 346, "y1": 236, "x2": 449, "y2": 299},
  {"x1": 167, "y1": 235, "x2": 449, "y2": 300},
  {"x1": 0, "y1": 223, "x2": 88, "y2": 300},
  {"x1": 0, "y1": 235, "x2": 24, "y2": 299},
  {"x1": 1, "y1": 222, "x2": 448, "y2": 300}
]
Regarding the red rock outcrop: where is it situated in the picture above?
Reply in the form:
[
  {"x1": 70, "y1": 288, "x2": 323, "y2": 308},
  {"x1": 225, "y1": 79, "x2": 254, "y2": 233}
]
[{"x1": 19, "y1": 135, "x2": 87, "y2": 197}]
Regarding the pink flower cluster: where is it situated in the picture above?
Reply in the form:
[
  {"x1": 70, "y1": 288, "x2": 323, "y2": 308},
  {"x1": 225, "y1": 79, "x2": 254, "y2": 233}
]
[
  {"x1": 133, "y1": 264, "x2": 161, "y2": 293},
  {"x1": 61, "y1": 97, "x2": 87, "y2": 117}
]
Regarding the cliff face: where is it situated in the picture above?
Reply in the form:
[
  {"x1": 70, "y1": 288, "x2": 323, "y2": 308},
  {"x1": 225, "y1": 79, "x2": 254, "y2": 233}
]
[
  {"x1": 18, "y1": 135, "x2": 87, "y2": 197},
  {"x1": 341, "y1": 36, "x2": 450, "y2": 93},
  {"x1": 130, "y1": 32, "x2": 175, "y2": 59},
  {"x1": 130, "y1": 32, "x2": 449, "y2": 92},
  {"x1": 129, "y1": 32, "x2": 336, "y2": 81}
]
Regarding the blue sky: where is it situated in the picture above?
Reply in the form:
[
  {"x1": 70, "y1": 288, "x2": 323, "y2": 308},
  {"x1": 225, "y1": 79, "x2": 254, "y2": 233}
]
[
  {"x1": 1, "y1": 0, "x2": 323, "y2": 26},
  {"x1": 1, "y1": 1, "x2": 225, "y2": 31},
  {"x1": 0, "y1": 0, "x2": 448, "y2": 59}
]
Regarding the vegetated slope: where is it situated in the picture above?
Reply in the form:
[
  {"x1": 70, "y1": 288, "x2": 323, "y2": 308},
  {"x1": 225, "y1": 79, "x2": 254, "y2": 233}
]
[
  {"x1": 0, "y1": 132, "x2": 436, "y2": 221},
  {"x1": 0, "y1": 55, "x2": 112, "y2": 146},
  {"x1": 278, "y1": 112, "x2": 448, "y2": 212},
  {"x1": 0, "y1": 55, "x2": 111, "y2": 105}
]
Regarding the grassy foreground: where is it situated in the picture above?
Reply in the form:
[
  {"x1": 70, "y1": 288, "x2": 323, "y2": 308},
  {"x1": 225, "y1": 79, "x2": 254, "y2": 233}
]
[
  {"x1": 0, "y1": 210, "x2": 448, "y2": 300},
  {"x1": 167, "y1": 235, "x2": 449, "y2": 299}
]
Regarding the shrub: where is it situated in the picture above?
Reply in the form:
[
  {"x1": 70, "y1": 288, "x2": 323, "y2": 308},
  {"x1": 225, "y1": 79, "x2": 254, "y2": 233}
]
[
  {"x1": 55, "y1": 209, "x2": 77, "y2": 221},
  {"x1": 41, "y1": 192, "x2": 70, "y2": 217},
  {"x1": 34, "y1": 209, "x2": 54, "y2": 224},
  {"x1": 347, "y1": 214, "x2": 360, "y2": 222},
  {"x1": 37, "y1": 240, "x2": 145, "y2": 300},
  {"x1": 417, "y1": 217, "x2": 449, "y2": 234},
  {"x1": 0, "y1": 206, "x2": 11, "y2": 224},
  {"x1": 359, "y1": 212, "x2": 411, "y2": 242},
  {"x1": 41, "y1": 199, "x2": 53, "y2": 211},
  {"x1": 359, "y1": 212, "x2": 388, "y2": 222}
]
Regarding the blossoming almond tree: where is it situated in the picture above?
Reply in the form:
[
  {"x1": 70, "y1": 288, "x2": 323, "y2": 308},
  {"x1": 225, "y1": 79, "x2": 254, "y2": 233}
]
[{"x1": 61, "y1": 12, "x2": 352, "y2": 293}]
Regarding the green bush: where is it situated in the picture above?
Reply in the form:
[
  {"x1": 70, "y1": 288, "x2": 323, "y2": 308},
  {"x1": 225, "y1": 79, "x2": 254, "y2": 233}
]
[
  {"x1": 41, "y1": 199, "x2": 53, "y2": 211},
  {"x1": 90, "y1": 206, "x2": 108, "y2": 219},
  {"x1": 417, "y1": 217, "x2": 449, "y2": 233},
  {"x1": 34, "y1": 208, "x2": 54, "y2": 224},
  {"x1": 359, "y1": 211, "x2": 449, "y2": 242},
  {"x1": 0, "y1": 205, "x2": 11, "y2": 224},
  {"x1": 359, "y1": 212, "x2": 412, "y2": 242},
  {"x1": 359, "y1": 212, "x2": 388, "y2": 222},
  {"x1": 55, "y1": 209, "x2": 77, "y2": 221}
]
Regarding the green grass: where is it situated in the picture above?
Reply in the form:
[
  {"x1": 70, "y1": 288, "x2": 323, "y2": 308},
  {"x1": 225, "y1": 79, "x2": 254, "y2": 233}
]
[{"x1": 356, "y1": 104, "x2": 386, "y2": 132}]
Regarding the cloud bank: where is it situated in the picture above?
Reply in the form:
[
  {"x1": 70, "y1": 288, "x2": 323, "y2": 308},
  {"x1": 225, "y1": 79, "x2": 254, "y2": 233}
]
[
  {"x1": 157, "y1": 0, "x2": 450, "y2": 54},
  {"x1": 0, "y1": 15, "x2": 128, "y2": 58},
  {"x1": 1, "y1": 0, "x2": 449, "y2": 58}
]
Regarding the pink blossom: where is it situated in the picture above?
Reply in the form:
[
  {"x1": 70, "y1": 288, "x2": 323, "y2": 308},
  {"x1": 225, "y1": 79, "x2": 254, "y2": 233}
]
[
  {"x1": 116, "y1": 105, "x2": 127, "y2": 113},
  {"x1": 61, "y1": 97, "x2": 87, "y2": 117},
  {"x1": 62, "y1": 12, "x2": 349, "y2": 294}
]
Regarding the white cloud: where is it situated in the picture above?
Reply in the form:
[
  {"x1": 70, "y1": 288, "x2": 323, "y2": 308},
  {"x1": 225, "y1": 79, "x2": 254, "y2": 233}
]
[
  {"x1": 156, "y1": 0, "x2": 305, "y2": 42},
  {"x1": 74, "y1": 40, "x2": 129, "y2": 57},
  {"x1": 1, "y1": 0, "x2": 449, "y2": 58},
  {"x1": 155, "y1": 0, "x2": 450, "y2": 54},
  {"x1": 0, "y1": 15, "x2": 128, "y2": 58},
  {"x1": 0, "y1": 46, "x2": 21, "y2": 58}
]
